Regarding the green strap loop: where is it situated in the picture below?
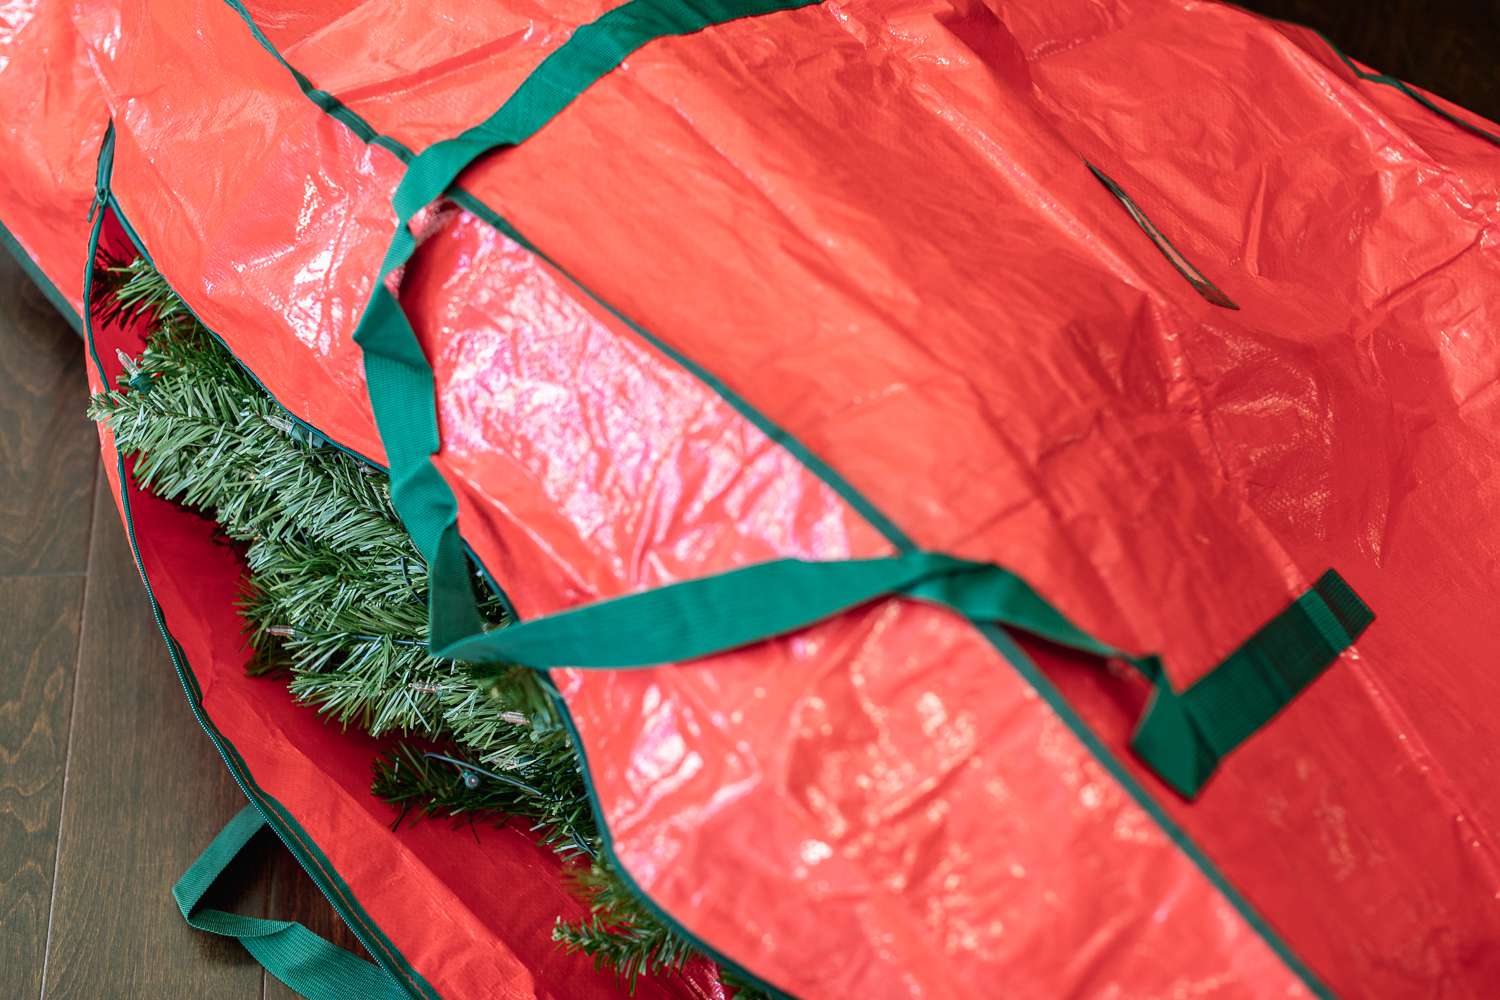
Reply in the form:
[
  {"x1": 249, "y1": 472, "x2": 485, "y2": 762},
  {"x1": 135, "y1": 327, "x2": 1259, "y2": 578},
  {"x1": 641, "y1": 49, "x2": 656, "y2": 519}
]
[
  {"x1": 350, "y1": 0, "x2": 1374, "y2": 799},
  {"x1": 174, "y1": 805, "x2": 407, "y2": 1000},
  {"x1": 1131, "y1": 569, "x2": 1372, "y2": 793},
  {"x1": 1086, "y1": 162, "x2": 1240, "y2": 310}
]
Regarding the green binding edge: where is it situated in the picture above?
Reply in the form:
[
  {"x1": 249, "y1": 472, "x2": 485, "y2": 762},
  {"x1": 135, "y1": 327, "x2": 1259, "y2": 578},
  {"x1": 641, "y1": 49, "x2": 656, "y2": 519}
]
[
  {"x1": 1314, "y1": 31, "x2": 1500, "y2": 148},
  {"x1": 214, "y1": 2, "x2": 1349, "y2": 994},
  {"x1": 1085, "y1": 162, "x2": 1240, "y2": 310},
  {"x1": 0, "y1": 216, "x2": 85, "y2": 336},
  {"x1": 84, "y1": 125, "x2": 438, "y2": 1000}
]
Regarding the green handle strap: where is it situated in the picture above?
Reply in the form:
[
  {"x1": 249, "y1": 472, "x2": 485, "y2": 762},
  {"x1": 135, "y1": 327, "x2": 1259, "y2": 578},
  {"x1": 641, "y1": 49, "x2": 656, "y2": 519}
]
[
  {"x1": 1086, "y1": 162, "x2": 1239, "y2": 310},
  {"x1": 349, "y1": 0, "x2": 1374, "y2": 799},
  {"x1": 390, "y1": 0, "x2": 822, "y2": 221},
  {"x1": 440, "y1": 552, "x2": 1116, "y2": 666},
  {"x1": 174, "y1": 804, "x2": 408, "y2": 1000},
  {"x1": 353, "y1": 0, "x2": 829, "y2": 656},
  {"x1": 445, "y1": 554, "x2": 1371, "y2": 798}
]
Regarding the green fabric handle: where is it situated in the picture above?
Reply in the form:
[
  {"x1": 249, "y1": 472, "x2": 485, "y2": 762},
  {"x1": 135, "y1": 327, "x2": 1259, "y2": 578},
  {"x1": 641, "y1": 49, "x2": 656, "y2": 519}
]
[
  {"x1": 1086, "y1": 162, "x2": 1239, "y2": 310},
  {"x1": 349, "y1": 0, "x2": 1374, "y2": 799},
  {"x1": 440, "y1": 552, "x2": 1118, "y2": 666},
  {"x1": 1117, "y1": 569, "x2": 1372, "y2": 794},
  {"x1": 174, "y1": 804, "x2": 407, "y2": 1000},
  {"x1": 450, "y1": 555, "x2": 1371, "y2": 797},
  {"x1": 391, "y1": 0, "x2": 821, "y2": 221},
  {"x1": 354, "y1": 0, "x2": 832, "y2": 657}
]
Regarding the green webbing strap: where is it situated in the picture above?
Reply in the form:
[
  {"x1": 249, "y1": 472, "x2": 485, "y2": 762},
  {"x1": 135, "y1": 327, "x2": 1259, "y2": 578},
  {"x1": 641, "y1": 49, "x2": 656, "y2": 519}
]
[
  {"x1": 353, "y1": 0, "x2": 828, "y2": 657},
  {"x1": 350, "y1": 0, "x2": 1374, "y2": 799},
  {"x1": 1130, "y1": 569, "x2": 1372, "y2": 793},
  {"x1": 1086, "y1": 162, "x2": 1239, "y2": 310},
  {"x1": 174, "y1": 805, "x2": 407, "y2": 1000},
  {"x1": 443, "y1": 555, "x2": 1371, "y2": 797},
  {"x1": 441, "y1": 552, "x2": 1116, "y2": 665}
]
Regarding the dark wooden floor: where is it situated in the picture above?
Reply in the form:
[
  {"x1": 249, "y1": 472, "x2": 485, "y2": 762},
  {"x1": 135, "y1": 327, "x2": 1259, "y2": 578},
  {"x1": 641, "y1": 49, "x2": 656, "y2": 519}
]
[
  {"x1": 0, "y1": 251, "x2": 357, "y2": 1000},
  {"x1": 1, "y1": 4, "x2": 1494, "y2": 998}
]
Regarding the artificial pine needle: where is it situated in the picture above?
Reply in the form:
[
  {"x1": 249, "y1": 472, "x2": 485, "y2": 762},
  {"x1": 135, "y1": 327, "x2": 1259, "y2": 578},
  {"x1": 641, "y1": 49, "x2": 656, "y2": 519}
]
[{"x1": 88, "y1": 257, "x2": 746, "y2": 995}]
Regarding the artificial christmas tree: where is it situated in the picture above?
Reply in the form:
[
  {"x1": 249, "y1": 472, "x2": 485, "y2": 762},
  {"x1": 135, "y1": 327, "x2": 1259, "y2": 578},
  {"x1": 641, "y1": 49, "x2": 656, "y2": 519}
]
[{"x1": 90, "y1": 255, "x2": 760, "y2": 993}]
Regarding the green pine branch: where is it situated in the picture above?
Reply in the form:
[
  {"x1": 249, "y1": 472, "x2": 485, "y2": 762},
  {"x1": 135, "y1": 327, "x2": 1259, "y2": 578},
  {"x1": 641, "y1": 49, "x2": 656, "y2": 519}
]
[
  {"x1": 87, "y1": 258, "x2": 771, "y2": 997},
  {"x1": 553, "y1": 856, "x2": 703, "y2": 990}
]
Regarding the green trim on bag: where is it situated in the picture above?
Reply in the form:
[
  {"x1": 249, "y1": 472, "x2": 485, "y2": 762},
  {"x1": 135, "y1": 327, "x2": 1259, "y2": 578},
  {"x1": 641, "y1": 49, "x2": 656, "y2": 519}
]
[
  {"x1": 1315, "y1": 32, "x2": 1500, "y2": 148},
  {"x1": 0, "y1": 216, "x2": 84, "y2": 336},
  {"x1": 175, "y1": 805, "x2": 408, "y2": 1000},
  {"x1": 214, "y1": 4, "x2": 1345, "y2": 994},
  {"x1": 85, "y1": 125, "x2": 436, "y2": 1000},
  {"x1": 542, "y1": 671, "x2": 795, "y2": 1000},
  {"x1": 341, "y1": 0, "x2": 1366, "y2": 798},
  {"x1": 223, "y1": 0, "x2": 401, "y2": 156}
]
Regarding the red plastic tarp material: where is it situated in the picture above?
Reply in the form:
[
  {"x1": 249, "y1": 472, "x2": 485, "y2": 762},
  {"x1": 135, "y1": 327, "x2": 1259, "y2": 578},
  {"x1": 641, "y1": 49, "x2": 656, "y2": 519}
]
[
  {"x1": 0, "y1": 0, "x2": 105, "y2": 313},
  {"x1": 5, "y1": 0, "x2": 1500, "y2": 996}
]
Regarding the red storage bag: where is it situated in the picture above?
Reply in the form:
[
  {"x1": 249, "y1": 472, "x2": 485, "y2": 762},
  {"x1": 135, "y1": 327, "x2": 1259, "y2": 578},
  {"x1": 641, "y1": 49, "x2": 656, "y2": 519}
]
[{"x1": 3, "y1": 0, "x2": 1499, "y2": 996}]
